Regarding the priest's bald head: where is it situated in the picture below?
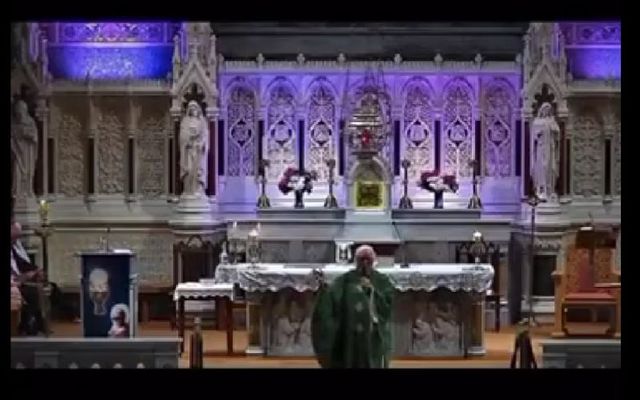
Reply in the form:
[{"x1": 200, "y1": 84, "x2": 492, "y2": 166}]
[{"x1": 355, "y1": 245, "x2": 376, "y2": 276}]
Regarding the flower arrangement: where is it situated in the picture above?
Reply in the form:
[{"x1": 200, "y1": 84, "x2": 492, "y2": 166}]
[
  {"x1": 278, "y1": 167, "x2": 317, "y2": 208},
  {"x1": 418, "y1": 170, "x2": 459, "y2": 209}
]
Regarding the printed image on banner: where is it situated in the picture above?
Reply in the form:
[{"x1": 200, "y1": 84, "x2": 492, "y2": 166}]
[{"x1": 82, "y1": 255, "x2": 131, "y2": 338}]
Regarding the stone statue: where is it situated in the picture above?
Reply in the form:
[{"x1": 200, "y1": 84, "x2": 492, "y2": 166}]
[
  {"x1": 531, "y1": 102, "x2": 560, "y2": 201},
  {"x1": 11, "y1": 99, "x2": 38, "y2": 199},
  {"x1": 179, "y1": 101, "x2": 209, "y2": 197}
]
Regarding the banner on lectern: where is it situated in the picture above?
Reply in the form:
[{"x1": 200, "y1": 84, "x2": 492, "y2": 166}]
[{"x1": 79, "y1": 250, "x2": 136, "y2": 338}]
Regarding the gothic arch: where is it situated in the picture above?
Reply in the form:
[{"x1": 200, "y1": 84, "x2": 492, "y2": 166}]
[
  {"x1": 442, "y1": 77, "x2": 475, "y2": 178},
  {"x1": 482, "y1": 78, "x2": 516, "y2": 177},
  {"x1": 264, "y1": 77, "x2": 298, "y2": 181},
  {"x1": 225, "y1": 80, "x2": 257, "y2": 177},
  {"x1": 305, "y1": 77, "x2": 338, "y2": 181},
  {"x1": 401, "y1": 77, "x2": 436, "y2": 180}
]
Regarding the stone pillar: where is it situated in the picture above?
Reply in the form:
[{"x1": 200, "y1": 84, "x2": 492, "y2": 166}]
[
  {"x1": 245, "y1": 298, "x2": 264, "y2": 355},
  {"x1": 511, "y1": 211, "x2": 568, "y2": 323},
  {"x1": 206, "y1": 106, "x2": 219, "y2": 198},
  {"x1": 468, "y1": 292, "x2": 487, "y2": 356},
  {"x1": 35, "y1": 97, "x2": 49, "y2": 197}
]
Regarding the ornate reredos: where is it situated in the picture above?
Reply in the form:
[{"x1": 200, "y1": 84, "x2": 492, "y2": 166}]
[
  {"x1": 305, "y1": 78, "x2": 338, "y2": 181},
  {"x1": 264, "y1": 77, "x2": 298, "y2": 181},
  {"x1": 442, "y1": 77, "x2": 475, "y2": 178},
  {"x1": 225, "y1": 77, "x2": 257, "y2": 178},
  {"x1": 402, "y1": 77, "x2": 436, "y2": 181}
]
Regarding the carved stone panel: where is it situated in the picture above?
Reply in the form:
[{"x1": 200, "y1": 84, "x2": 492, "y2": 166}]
[
  {"x1": 226, "y1": 81, "x2": 256, "y2": 177},
  {"x1": 301, "y1": 241, "x2": 334, "y2": 263},
  {"x1": 97, "y1": 98, "x2": 126, "y2": 194},
  {"x1": 52, "y1": 99, "x2": 86, "y2": 197},
  {"x1": 137, "y1": 98, "x2": 168, "y2": 198},
  {"x1": 306, "y1": 79, "x2": 336, "y2": 182},
  {"x1": 261, "y1": 241, "x2": 290, "y2": 263},
  {"x1": 48, "y1": 230, "x2": 174, "y2": 286},
  {"x1": 613, "y1": 108, "x2": 621, "y2": 196},
  {"x1": 442, "y1": 78, "x2": 474, "y2": 178},
  {"x1": 482, "y1": 79, "x2": 514, "y2": 177},
  {"x1": 265, "y1": 78, "x2": 297, "y2": 181},
  {"x1": 571, "y1": 108, "x2": 603, "y2": 197},
  {"x1": 403, "y1": 78, "x2": 435, "y2": 180}
]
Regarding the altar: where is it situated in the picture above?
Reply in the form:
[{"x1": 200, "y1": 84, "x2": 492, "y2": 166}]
[{"x1": 214, "y1": 262, "x2": 493, "y2": 358}]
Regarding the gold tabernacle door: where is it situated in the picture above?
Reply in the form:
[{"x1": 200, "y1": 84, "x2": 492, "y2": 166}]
[{"x1": 355, "y1": 180, "x2": 385, "y2": 209}]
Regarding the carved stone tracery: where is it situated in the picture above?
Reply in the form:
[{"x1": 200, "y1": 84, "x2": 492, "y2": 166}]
[
  {"x1": 442, "y1": 78, "x2": 474, "y2": 178},
  {"x1": 97, "y1": 99, "x2": 126, "y2": 194},
  {"x1": 137, "y1": 100, "x2": 169, "y2": 198},
  {"x1": 53, "y1": 101, "x2": 86, "y2": 197},
  {"x1": 227, "y1": 81, "x2": 256, "y2": 177},
  {"x1": 571, "y1": 107, "x2": 603, "y2": 198},
  {"x1": 306, "y1": 80, "x2": 336, "y2": 181},
  {"x1": 265, "y1": 78, "x2": 297, "y2": 181},
  {"x1": 482, "y1": 79, "x2": 514, "y2": 178},
  {"x1": 402, "y1": 79, "x2": 434, "y2": 181}
]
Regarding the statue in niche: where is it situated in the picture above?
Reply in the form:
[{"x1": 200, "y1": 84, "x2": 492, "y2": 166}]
[
  {"x1": 11, "y1": 99, "x2": 38, "y2": 199},
  {"x1": 531, "y1": 102, "x2": 560, "y2": 201},
  {"x1": 179, "y1": 101, "x2": 209, "y2": 197}
]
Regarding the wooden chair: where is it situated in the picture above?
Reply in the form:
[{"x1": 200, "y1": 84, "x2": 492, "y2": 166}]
[
  {"x1": 456, "y1": 240, "x2": 502, "y2": 331},
  {"x1": 171, "y1": 236, "x2": 220, "y2": 329},
  {"x1": 552, "y1": 228, "x2": 620, "y2": 337}
]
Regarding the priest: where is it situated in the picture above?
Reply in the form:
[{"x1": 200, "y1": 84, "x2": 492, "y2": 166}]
[{"x1": 312, "y1": 245, "x2": 395, "y2": 368}]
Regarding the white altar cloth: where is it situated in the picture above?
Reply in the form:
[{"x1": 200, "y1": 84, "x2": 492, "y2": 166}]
[
  {"x1": 214, "y1": 263, "x2": 493, "y2": 293},
  {"x1": 173, "y1": 282, "x2": 235, "y2": 301}
]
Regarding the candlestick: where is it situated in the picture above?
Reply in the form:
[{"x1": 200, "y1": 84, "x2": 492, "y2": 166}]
[
  {"x1": 324, "y1": 158, "x2": 339, "y2": 208},
  {"x1": 467, "y1": 159, "x2": 483, "y2": 209},
  {"x1": 398, "y1": 159, "x2": 413, "y2": 209},
  {"x1": 256, "y1": 159, "x2": 271, "y2": 209}
]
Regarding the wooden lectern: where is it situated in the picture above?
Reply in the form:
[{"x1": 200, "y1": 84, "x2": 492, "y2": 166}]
[{"x1": 552, "y1": 225, "x2": 620, "y2": 337}]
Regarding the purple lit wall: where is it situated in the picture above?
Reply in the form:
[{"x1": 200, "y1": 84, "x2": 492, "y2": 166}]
[
  {"x1": 561, "y1": 22, "x2": 621, "y2": 80},
  {"x1": 47, "y1": 22, "x2": 177, "y2": 80}
]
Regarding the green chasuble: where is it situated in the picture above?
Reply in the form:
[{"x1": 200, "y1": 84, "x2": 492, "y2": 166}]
[{"x1": 311, "y1": 269, "x2": 394, "y2": 368}]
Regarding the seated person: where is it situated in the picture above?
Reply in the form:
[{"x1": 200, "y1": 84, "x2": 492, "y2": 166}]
[
  {"x1": 11, "y1": 276, "x2": 22, "y2": 336},
  {"x1": 11, "y1": 219, "x2": 63, "y2": 335}
]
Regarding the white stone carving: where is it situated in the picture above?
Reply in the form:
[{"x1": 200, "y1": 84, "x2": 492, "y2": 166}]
[
  {"x1": 226, "y1": 81, "x2": 256, "y2": 177},
  {"x1": 483, "y1": 79, "x2": 514, "y2": 178},
  {"x1": 402, "y1": 78, "x2": 435, "y2": 181},
  {"x1": 531, "y1": 103, "x2": 561, "y2": 201},
  {"x1": 572, "y1": 109, "x2": 603, "y2": 197},
  {"x1": 305, "y1": 79, "x2": 336, "y2": 181},
  {"x1": 54, "y1": 102, "x2": 85, "y2": 197},
  {"x1": 265, "y1": 78, "x2": 297, "y2": 181},
  {"x1": 137, "y1": 101, "x2": 169, "y2": 198},
  {"x1": 48, "y1": 231, "x2": 174, "y2": 286},
  {"x1": 179, "y1": 101, "x2": 209, "y2": 196},
  {"x1": 442, "y1": 77, "x2": 474, "y2": 178},
  {"x1": 11, "y1": 99, "x2": 38, "y2": 199},
  {"x1": 97, "y1": 100, "x2": 126, "y2": 194},
  {"x1": 613, "y1": 110, "x2": 621, "y2": 196}
]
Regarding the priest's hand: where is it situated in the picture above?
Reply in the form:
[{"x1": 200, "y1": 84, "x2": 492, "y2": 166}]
[{"x1": 360, "y1": 277, "x2": 372, "y2": 289}]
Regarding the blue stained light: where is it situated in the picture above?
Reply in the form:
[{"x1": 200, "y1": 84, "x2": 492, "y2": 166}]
[
  {"x1": 48, "y1": 45, "x2": 173, "y2": 80},
  {"x1": 567, "y1": 48, "x2": 621, "y2": 80}
]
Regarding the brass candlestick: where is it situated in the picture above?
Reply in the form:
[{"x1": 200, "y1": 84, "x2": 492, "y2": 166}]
[
  {"x1": 324, "y1": 158, "x2": 339, "y2": 208},
  {"x1": 398, "y1": 159, "x2": 413, "y2": 209},
  {"x1": 468, "y1": 159, "x2": 483, "y2": 209},
  {"x1": 35, "y1": 199, "x2": 53, "y2": 277},
  {"x1": 256, "y1": 159, "x2": 271, "y2": 209}
]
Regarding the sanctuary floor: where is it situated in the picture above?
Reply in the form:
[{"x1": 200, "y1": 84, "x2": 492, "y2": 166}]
[{"x1": 46, "y1": 321, "x2": 553, "y2": 368}]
